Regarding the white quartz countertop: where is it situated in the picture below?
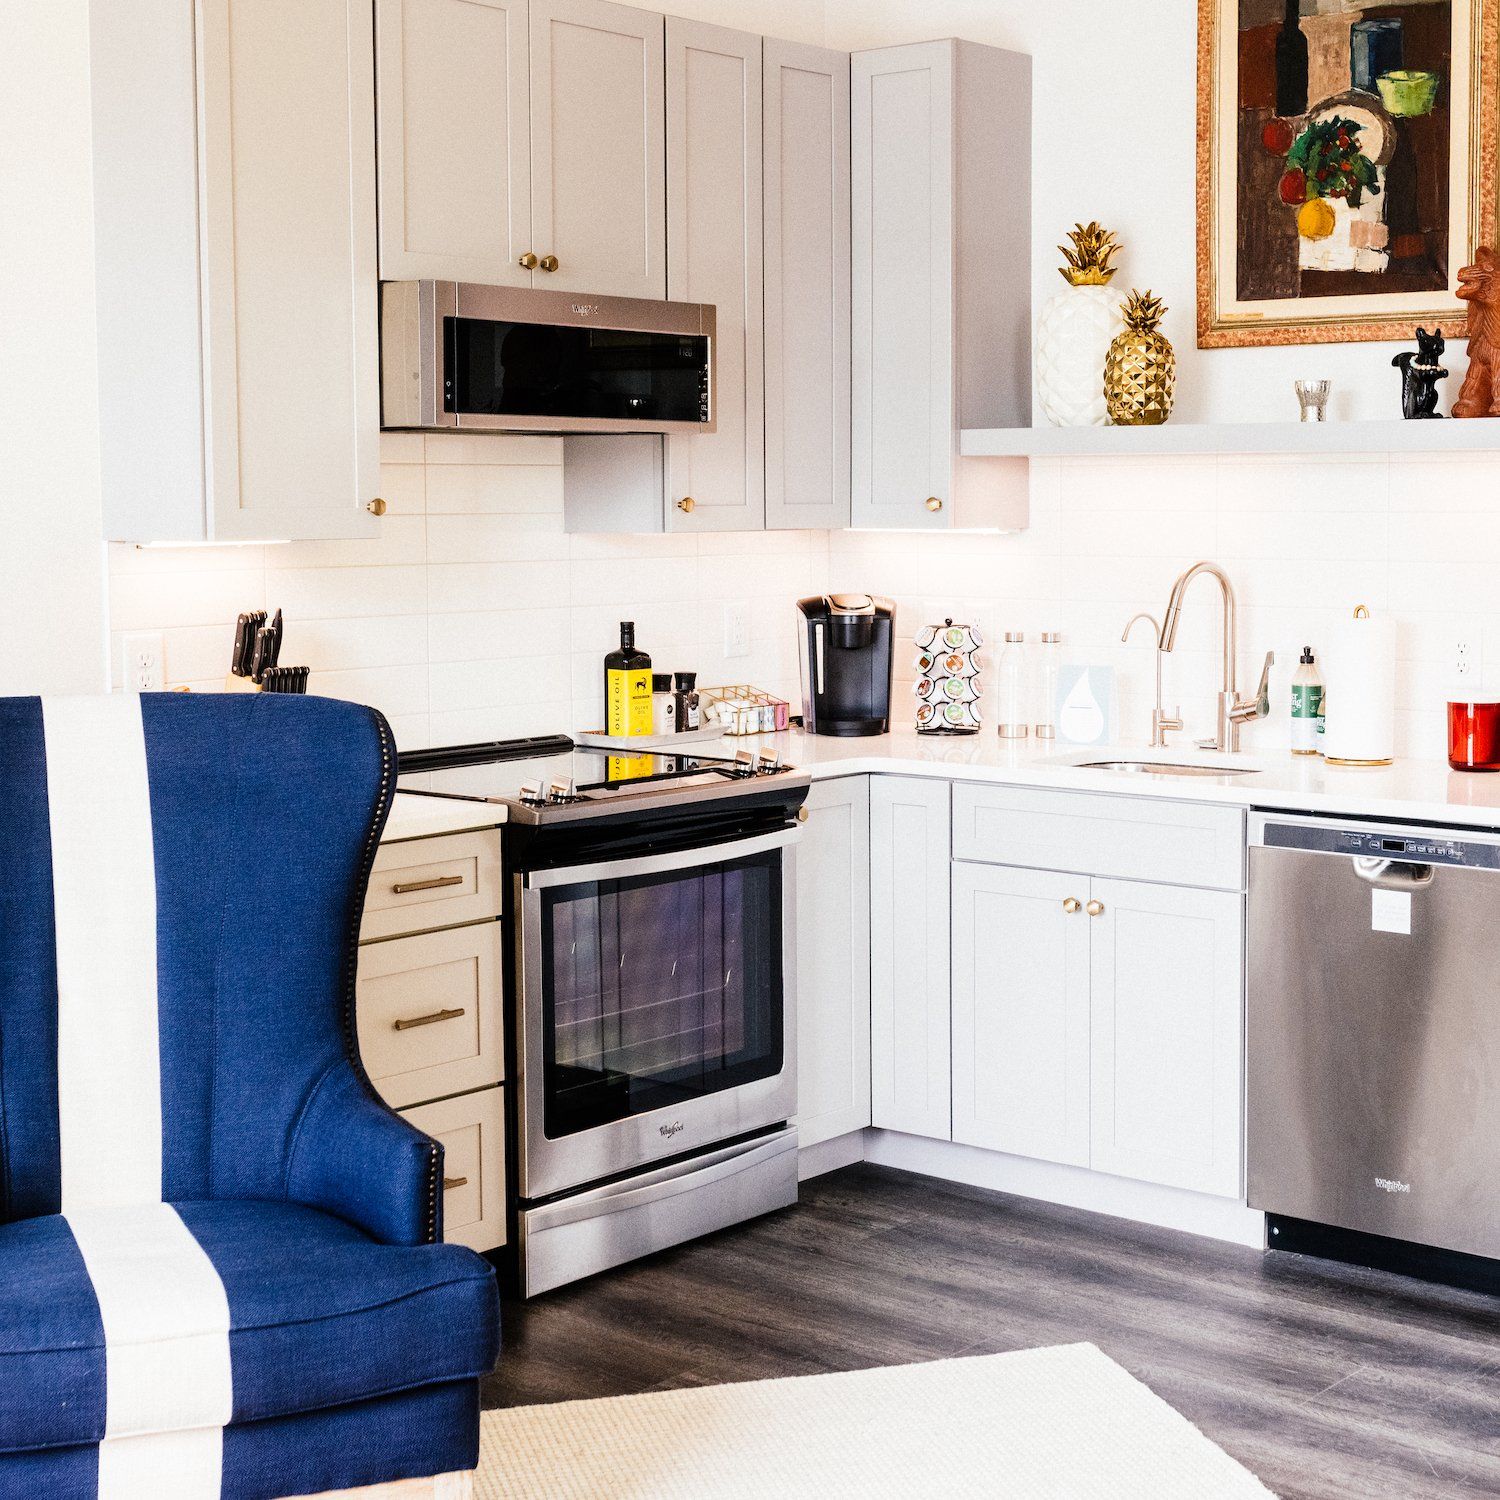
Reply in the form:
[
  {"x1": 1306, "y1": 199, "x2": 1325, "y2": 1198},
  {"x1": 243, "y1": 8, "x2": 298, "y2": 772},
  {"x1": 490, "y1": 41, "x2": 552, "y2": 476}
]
[
  {"x1": 382, "y1": 726, "x2": 1500, "y2": 841},
  {"x1": 753, "y1": 727, "x2": 1500, "y2": 832}
]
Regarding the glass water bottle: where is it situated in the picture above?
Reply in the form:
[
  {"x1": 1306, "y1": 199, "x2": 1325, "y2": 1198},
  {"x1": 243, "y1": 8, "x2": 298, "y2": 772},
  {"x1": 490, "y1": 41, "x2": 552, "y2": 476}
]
[
  {"x1": 1034, "y1": 632, "x2": 1062, "y2": 740},
  {"x1": 997, "y1": 631, "x2": 1027, "y2": 739}
]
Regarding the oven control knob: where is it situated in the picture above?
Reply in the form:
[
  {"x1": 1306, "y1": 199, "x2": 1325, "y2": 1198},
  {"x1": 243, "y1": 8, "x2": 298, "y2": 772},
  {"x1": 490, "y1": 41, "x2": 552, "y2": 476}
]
[
  {"x1": 733, "y1": 748, "x2": 757, "y2": 776},
  {"x1": 548, "y1": 777, "x2": 578, "y2": 803},
  {"x1": 756, "y1": 748, "x2": 781, "y2": 774},
  {"x1": 519, "y1": 781, "x2": 545, "y2": 805}
]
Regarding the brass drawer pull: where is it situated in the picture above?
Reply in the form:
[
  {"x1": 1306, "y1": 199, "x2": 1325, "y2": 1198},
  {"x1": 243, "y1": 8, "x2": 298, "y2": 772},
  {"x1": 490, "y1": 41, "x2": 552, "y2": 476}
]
[
  {"x1": 1087, "y1": 899, "x2": 1105, "y2": 917},
  {"x1": 443, "y1": 1175, "x2": 469, "y2": 1191},
  {"x1": 392, "y1": 874, "x2": 464, "y2": 895},
  {"x1": 393, "y1": 1006, "x2": 466, "y2": 1032}
]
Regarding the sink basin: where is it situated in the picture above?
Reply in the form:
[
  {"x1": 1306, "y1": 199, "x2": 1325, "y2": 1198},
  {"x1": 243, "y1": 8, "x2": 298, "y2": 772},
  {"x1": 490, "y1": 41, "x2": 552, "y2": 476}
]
[{"x1": 1074, "y1": 760, "x2": 1260, "y2": 778}]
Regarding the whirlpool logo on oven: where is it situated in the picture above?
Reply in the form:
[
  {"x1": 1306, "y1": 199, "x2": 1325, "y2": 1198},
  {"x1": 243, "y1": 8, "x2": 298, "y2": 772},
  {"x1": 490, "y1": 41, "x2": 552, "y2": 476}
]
[
  {"x1": 1374, "y1": 1176, "x2": 1412, "y2": 1195},
  {"x1": 659, "y1": 1121, "x2": 685, "y2": 1139}
]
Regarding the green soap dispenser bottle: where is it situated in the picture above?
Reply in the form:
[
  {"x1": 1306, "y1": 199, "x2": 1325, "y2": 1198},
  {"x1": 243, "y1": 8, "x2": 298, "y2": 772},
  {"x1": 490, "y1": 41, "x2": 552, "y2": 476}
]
[{"x1": 1291, "y1": 646, "x2": 1324, "y2": 756}]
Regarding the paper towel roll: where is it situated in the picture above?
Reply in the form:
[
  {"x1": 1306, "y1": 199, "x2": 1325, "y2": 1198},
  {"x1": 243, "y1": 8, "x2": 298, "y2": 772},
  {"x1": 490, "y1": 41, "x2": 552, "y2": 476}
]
[{"x1": 1322, "y1": 605, "x2": 1396, "y2": 765}]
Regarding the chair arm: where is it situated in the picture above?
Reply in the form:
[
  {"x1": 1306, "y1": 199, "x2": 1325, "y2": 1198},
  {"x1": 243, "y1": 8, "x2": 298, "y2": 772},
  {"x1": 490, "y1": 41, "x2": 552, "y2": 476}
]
[{"x1": 285, "y1": 1063, "x2": 441, "y2": 1246}]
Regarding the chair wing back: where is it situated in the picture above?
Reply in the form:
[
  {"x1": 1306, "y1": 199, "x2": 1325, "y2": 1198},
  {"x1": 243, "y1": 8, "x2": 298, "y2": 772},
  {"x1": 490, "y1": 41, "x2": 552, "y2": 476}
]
[{"x1": 0, "y1": 694, "x2": 395, "y2": 1222}]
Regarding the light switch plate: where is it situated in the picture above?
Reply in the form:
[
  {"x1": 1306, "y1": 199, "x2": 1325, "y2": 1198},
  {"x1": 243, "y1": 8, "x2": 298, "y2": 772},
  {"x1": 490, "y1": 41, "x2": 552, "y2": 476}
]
[{"x1": 122, "y1": 632, "x2": 165, "y2": 692}]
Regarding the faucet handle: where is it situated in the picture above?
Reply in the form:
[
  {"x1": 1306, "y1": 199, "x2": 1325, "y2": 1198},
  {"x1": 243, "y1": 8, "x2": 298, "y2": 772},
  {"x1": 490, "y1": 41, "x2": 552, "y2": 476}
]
[{"x1": 1250, "y1": 650, "x2": 1274, "y2": 717}]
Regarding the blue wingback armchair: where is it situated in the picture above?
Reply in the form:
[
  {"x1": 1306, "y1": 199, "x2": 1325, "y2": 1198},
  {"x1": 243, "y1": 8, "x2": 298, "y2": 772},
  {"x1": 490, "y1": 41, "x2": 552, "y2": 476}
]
[{"x1": 0, "y1": 694, "x2": 499, "y2": 1500}]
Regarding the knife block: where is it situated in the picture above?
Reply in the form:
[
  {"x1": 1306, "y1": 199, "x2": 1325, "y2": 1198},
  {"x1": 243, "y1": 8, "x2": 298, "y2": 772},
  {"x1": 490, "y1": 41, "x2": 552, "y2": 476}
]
[{"x1": 222, "y1": 674, "x2": 263, "y2": 693}]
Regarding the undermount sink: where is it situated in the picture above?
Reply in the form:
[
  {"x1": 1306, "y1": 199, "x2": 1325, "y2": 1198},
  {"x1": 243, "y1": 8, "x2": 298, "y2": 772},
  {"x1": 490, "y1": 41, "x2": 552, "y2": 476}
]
[{"x1": 1074, "y1": 759, "x2": 1260, "y2": 778}]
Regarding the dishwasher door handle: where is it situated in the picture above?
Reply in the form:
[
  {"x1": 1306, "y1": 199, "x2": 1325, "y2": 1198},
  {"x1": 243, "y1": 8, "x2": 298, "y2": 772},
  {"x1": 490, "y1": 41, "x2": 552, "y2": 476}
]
[{"x1": 1353, "y1": 857, "x2": 1435, "y2": 891}]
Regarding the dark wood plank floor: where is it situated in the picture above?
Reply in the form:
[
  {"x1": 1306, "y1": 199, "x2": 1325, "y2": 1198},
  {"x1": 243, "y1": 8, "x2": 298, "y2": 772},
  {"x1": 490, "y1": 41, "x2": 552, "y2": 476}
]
[{"x1": 482, "y1": 1163, "x2": 1500, "y2": 1499}]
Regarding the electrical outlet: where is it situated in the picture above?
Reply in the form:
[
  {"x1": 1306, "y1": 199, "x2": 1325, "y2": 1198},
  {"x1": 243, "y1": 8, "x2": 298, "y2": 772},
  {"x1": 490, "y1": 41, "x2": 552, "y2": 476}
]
[
  {"x1": 1454, "y1": 636, "x2": 1481, "y2": 685},
  {"x1": 122, "y1": 632, "x2": 165, "y2": 692},
  {"x1": 724, "y1": 602, "x2": 750, "y2": 659}
]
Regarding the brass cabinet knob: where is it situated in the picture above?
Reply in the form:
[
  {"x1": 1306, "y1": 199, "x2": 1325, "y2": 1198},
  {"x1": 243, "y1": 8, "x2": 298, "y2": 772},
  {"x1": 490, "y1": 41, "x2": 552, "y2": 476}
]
[
  {"x1": 539, "y1": 255, "x2": 559, "y2": 273},
  {"x1": 1087, "y1": 899, "x2": 1105, "y2": 917},
  {"x1": 366, "y1": 497, "x2": 387, "y2": 516},
  {"x1": 925, "y1": 496, "x2": 943, "y2": 513},
  {"x1": 1063, "y1": 897, "x2": 1082, "y2": 915},
  {"x1": 796, "y1": 806, "x2": 809, "y2": 823},
  {"x1": 518, "y1": 252, "x2": 539, "y2": 269},
  {"x1": 678, "y1": 497, "x2": 696, "y2": 513}
]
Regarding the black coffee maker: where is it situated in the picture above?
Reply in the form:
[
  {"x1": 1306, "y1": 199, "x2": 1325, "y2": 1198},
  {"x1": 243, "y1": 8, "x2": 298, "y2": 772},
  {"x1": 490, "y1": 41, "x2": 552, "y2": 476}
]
[{"x1": 796, "y1": 594, "x2": 895, "y2": 736}]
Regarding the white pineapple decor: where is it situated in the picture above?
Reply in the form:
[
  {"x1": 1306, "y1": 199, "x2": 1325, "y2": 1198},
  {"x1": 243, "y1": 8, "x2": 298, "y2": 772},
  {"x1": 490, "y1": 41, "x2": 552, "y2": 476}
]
[{"x1": 1035, "y1": 222, "x2": 1125, "y2": 428}]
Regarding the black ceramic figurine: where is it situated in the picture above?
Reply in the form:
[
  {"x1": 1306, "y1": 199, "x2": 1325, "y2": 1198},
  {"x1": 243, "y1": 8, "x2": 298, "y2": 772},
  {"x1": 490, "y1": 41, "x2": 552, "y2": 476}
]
[{"x1": 1392, "y1": 326, "x2": 1448, "y2": 419}]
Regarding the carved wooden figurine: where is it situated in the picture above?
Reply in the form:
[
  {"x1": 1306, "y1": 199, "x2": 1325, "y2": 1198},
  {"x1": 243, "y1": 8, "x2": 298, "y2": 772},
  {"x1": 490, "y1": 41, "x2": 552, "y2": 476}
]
[
  {"x1": 1452, "y1": 246, "x2": 1500, "y2": 418},
  {"x1": 1392, "y1": 327, "x2": 1448, "y2": 419}
]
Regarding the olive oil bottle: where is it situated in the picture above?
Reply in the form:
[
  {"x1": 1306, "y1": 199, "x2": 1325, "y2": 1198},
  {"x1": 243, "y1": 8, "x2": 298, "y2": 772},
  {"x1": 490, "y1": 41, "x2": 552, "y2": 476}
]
[{"x1": 605, "y1": 621, "x2": 653, "y2": 737}]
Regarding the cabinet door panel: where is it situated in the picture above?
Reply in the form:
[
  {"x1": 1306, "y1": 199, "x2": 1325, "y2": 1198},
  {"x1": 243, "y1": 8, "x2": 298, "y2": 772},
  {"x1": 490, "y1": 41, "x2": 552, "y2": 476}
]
[
  {"x1": 796, "y1": 778, "x2": 871, "y2": 1146},
  {"x1": 763, "y1": 40, "x2": 850, "y2": 531},
  {"x1": 197, "y1": 0, "x2": 379, "y2": 540},
  {"x1": 529, "y1": 0, "x2": 665, "y2": 299},
  {"x1": 870, "y1": 777, "x2": 951, "y2": 1139},
  {"x1": 951, "y1": 864, "x2": 1090, "y2": 1165},
  {"x1": 851, "y1": 43, "x2": 953, "y2": 530},
  {"x1": 376, "y1": 0, "x2": 532, "y2": 284},
  {"x1": 1089, "y1": 878, "x2": 1244, "y2": 1198},
  {"x1": 665, "y1": 18, "x2": 763, "y2": 533}
]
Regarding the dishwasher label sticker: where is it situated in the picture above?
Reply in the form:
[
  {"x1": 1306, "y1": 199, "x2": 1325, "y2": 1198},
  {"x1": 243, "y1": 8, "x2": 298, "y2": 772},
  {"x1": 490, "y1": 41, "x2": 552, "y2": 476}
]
[{"x1": 1372, "y1": 888, "x2": 1413, "y2": 935}]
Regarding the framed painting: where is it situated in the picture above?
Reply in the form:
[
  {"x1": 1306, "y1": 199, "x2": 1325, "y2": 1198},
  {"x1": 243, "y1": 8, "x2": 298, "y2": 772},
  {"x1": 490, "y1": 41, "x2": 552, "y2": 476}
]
[{"x1": 1197, "y1": 0, "x2": 1498, "y2": 347}]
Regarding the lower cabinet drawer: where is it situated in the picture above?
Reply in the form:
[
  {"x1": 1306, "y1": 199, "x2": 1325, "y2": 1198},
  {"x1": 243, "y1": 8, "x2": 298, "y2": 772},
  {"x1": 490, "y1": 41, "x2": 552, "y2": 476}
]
[
  {"x1": 952, "y1": 783, "x2": 1245, "y2": 892},
  {"x1": 357, "y1": 923, "x2": 502, "y2": 1109},
  {"x1": 361, "y1": 831, "x2": 502, "y2": 941},
  {"x1": 403, "y1": 1087, "x2": 507, "y2": 1253}
]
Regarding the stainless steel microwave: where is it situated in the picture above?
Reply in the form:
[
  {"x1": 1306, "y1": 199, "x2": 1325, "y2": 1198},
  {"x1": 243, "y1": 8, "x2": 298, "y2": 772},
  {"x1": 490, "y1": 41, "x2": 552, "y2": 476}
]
[{"x1": 380, "y1": 281, "x2": 716, "y2": 434}]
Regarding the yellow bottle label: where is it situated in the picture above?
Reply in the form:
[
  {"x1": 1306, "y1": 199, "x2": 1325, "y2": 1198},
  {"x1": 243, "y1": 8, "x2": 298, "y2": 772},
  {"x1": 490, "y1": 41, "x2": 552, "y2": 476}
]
[{"x1": 606, "y1": 669, "x2": 654, "y2": 737}]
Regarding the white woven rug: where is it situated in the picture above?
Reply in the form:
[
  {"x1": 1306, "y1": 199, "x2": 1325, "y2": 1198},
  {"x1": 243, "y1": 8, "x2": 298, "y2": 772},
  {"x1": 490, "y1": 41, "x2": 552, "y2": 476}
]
[{"x1": 476, "y1": 1342, "x2": 1276, "y2": 1499}]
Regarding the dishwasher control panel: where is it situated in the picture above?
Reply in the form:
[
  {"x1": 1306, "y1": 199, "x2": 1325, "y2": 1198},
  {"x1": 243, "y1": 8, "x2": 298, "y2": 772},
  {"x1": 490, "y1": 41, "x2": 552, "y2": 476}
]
[{"x1": 1258, "y1": 820, "x2": 1500, "y2": 870}]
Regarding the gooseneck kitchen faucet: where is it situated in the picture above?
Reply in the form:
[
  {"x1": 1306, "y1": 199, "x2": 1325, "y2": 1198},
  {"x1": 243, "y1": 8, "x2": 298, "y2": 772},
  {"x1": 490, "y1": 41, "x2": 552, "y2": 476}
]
[{"x1": 1158, "y1": 561, "x2": 1273, "y2": 753}]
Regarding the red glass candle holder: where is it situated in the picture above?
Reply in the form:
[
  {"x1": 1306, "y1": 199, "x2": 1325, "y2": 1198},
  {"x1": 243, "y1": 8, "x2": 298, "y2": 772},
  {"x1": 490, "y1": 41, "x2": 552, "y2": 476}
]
[{"x1": 1448, "y1": 700, "x2": 1500, "y2": 771}]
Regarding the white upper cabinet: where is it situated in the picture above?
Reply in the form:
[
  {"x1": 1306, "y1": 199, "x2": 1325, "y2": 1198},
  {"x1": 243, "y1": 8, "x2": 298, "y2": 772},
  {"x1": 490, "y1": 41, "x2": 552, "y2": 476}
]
[
  {"x1": 763, "y1": 40, "x2": 850, "y2": 532},
  {"x1": 665, "y1": 18, "x2": 764, "y2": 533},
  {"x1": 850, "y1": 40, "x2": 1030, "y2": 532},
  {"x1": 529, "y1": 0, "x2": 665, "y2": 298},
  {"x1": 376, "y1": 0, "x2": 532, "y2": 285},
  {"x1": 376, "y1": 0, "x2": 664, "y2": 298},
  {"x1": 92, "y1": 0, "x2": 380, "y2": 543}
]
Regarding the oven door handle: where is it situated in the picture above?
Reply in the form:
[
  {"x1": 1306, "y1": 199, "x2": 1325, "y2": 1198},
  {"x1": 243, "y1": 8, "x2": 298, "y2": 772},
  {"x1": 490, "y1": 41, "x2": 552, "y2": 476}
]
[{"x1": 523, "y1": 825, "x2": 800, "y2": 890}]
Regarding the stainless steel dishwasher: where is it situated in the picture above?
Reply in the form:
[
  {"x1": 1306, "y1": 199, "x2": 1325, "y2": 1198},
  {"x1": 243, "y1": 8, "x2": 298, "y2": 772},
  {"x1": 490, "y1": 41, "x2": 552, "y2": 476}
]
[{"x1": 1248, "y1": 812, "x2": 1500, "y2": 1264}]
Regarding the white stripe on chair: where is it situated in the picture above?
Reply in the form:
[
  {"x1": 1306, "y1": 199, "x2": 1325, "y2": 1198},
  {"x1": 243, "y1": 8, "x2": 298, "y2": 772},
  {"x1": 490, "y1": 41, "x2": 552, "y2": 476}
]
[{"x1": 43, "y1": 696, "x2": 234, "y2": 1500}]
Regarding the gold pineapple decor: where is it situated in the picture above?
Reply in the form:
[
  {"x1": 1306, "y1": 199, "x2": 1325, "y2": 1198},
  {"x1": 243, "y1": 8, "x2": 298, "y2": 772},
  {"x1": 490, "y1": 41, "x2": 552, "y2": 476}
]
[
  {"x1": 1104, "y1": 290, "x2": 1176, "y2": 426},
  {"x1": 1057, "y1": 221, "x2": 1121, "y2": 286}
]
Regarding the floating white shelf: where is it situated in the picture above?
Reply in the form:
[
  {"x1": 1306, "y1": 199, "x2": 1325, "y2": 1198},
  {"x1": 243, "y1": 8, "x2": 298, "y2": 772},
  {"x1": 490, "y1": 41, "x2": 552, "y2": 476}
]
[{"x1": 959, "y1": 419, "x2": 1500, "y2": 459}]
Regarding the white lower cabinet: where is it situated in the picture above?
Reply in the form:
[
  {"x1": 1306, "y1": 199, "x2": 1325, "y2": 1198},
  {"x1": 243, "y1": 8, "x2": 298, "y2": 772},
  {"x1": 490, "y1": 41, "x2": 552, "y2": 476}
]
[
  {"x1": 951, "y1": 864, "x2": 1090, "y2": 1167},
  {"x1": 950, "y1": 858, "x2": 1245, "y2": 1199},
  {"x1": 794, "y1": 778, "x2": 871, "y2": 1146},
  {"x1": 1089, "y1": 878, "x2": 1243, "y2": 1198},
  {"x1": 870, "y1": 777, "x2": 952, "y2": 1139},
  {"x1": 402, "y1": 1086, "x2": 507, "y2": 1253}
]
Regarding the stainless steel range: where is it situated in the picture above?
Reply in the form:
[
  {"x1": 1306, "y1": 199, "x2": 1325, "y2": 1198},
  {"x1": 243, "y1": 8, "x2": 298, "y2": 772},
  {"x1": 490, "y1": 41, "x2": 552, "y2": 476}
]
[{"x1": 399, "y1": 738, "x2": 808, "y2": 1296}]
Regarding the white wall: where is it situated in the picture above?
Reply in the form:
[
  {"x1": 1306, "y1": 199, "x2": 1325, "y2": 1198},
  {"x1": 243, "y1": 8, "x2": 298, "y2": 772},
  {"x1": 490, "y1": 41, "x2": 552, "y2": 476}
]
[
  {"x1": 0, "y1": 0, "x2": 108, "y2": 695},
  {"x1": 109, "y1": 434, "x2": 825, "y2": 749}
]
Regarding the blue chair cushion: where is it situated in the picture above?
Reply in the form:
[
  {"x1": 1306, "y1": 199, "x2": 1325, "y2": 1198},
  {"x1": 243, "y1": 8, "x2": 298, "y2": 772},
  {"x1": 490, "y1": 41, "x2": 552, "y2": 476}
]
[{"x1": 0, "y1": 1201, "x2": 499, "y2": 1455}]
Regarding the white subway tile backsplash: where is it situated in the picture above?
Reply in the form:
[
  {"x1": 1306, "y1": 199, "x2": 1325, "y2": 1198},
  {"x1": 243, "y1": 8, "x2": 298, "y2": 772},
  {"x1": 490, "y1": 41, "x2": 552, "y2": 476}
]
[{"x1": 107, "y1": 438, "x2": 1500, "y2": 759}]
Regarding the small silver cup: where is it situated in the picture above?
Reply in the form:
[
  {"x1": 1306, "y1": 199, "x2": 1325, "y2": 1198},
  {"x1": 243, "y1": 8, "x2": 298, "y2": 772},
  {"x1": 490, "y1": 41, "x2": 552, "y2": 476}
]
[{"x1": 1295, "y1": 380, "x2": 1331, "y2": 422}]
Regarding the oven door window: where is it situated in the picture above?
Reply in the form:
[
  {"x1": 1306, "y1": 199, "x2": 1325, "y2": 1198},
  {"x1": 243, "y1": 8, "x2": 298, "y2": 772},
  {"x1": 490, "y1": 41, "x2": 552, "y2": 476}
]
[
  {"x1": 446, "y1": 316, "x2": 709, "y2": 423},
  {"x1": 540, "y1": 849, "x2": 783, "y2": 1139}
]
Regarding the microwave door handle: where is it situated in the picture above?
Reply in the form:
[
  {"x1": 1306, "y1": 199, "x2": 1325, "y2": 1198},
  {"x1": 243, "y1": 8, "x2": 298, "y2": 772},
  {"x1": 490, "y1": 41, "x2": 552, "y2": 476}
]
[{"x1": 524, "y1": 825, "x2": 800, "y2": 891}]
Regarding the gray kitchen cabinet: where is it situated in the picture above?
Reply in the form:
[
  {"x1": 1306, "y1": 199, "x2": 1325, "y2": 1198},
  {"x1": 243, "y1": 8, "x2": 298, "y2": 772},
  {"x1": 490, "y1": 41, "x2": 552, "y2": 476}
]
[
  {"x1": 92, "y1": 0, "x2": 380, "y2": 543},
  {"x1": 665, "y1": 18, "x2": 765, "y2": 533},
  {"x1": 376, "y1": 0, "x2": 533, "y2": 285},
  {"x1": 869, "y1": 777, "x2": 952, "y2": 1140},
  {"x1": 763, "y1": 39, "x2": 851, "y2": 531},
  {"x1": 850, "y1": 39, "x2": 1031, "y2": 532},
  {"x1": 796, "y1": 777, "x2": 872, "y2": 1147},
  {"x1": 376, "y1": 0, "x2": 665, "y2": 298}
]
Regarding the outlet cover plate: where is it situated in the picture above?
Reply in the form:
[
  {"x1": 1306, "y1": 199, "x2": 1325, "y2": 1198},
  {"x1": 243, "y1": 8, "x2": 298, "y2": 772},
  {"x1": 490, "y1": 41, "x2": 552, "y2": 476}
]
[
  {"x1": 122, "y1": 632, "x2": 165, "y2": 692},
  {"x1": 724, "y1": 602, "x2": 750, "y2": 659}
]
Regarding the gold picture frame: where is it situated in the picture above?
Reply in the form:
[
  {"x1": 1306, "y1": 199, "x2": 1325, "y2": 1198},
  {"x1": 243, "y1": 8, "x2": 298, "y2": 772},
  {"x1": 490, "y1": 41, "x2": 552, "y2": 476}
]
[{"x1": 1197, "y1": 0, "x2": 1498, "y2": 348}]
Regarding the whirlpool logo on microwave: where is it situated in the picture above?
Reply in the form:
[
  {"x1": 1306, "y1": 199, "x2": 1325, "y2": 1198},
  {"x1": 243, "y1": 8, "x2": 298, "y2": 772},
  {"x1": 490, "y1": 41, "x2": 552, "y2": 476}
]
[{"x1": 1374, "y1": 1176, "x2": 1412, "y2": 1195}]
